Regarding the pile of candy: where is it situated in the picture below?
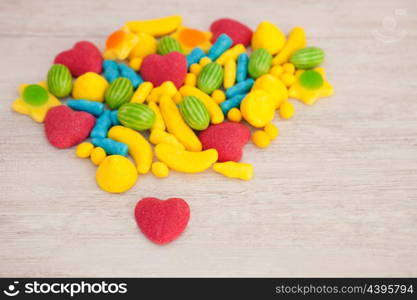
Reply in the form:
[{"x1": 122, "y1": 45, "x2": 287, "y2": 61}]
[{"x1": 12, "y1": 16, "x2": 333, "y2": 244}]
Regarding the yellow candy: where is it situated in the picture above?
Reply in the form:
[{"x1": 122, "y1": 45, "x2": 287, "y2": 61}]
[
  {"x1": 227, "y1": 108, "x2": 242, "y2": 122},
  {"x1": 179, "y1": 86, "x2": 224, "y2": 124},
  {"x1": 126, "y1": 16, "x2": 182, "y2": 37},
  {"x1": 241, "y1": 90, "x2": 275, "y2": 128},
  {"x1": 151, "y1": 162, "x2": 169, "y2": 178},
  {"x1": 129, "y1": 57, "x2": 143, "y2": 71},
  {"x1": 190, "y1": 63, "x2": 202, "y2": 75},
  {"x1": 76, "y1": 142, "x2": 94, "y2": 158},
  {"x1": 185, "y1": 73, "x2": 197, "y2": 86},
  {"x1": 251, "y1": 21, "x2": 286, "y2": 55},
  {"x1": 282, "y1": 63, "x2": 295, "y2": 74},
  {"x1": 159, "y1": 95, "x2": 202, "y2": 151},
  {"x1": 12, "y1": 81, "x2": 61, "y2": 123},
  {"x1": 103, "y1": 26, "x2": 139, "y2": 60},
  {"x1": 216, "y1": 44, "x2": 246, "y2": 66},
  {"x1": 72, "y1": 72, "x2": 109, "y2": 102},
  {"x1": 223, "y1": 59, "x2": 236, "y2": 89},
  {"x1": 128, "y1": 32, "x2": 157, "y2": 59},
  {"x1": 252, "y1": 130, "x2": 271, "y2": 148},
  {"x1": 211, "y1": 89, "x2": 226, "y2": 104},
  {"x1": 148, "y1": 101, "x2": 165, "y2": 131},
  {"x1": 149, "y1": 128, "x2": 185, "y2": 150},
  {"x1": 279, "y1": 101, "x2": 294, "y2": 119},
  {"x1": 147, "y1": 81, "x2": 177, "y2": 102},
  {"x1": 108, "y1": 126, "x2": 153, "y2": 174},
  {"x1": 213, "y1": 162, "x2": 253, "y2": 180},
  {"x1": 131, "y1": 81, "x2": 153, "y2": 103},
  {"x1": 96, "y1": 155, "x2": 138, "y2": 194},
  {"x1": 171, "y1": 26, "x2": 212, "y2": 54},
  {"x1": 264, "y1": 123, "x2": 279, "y2": 140},
  {"x1": 155, "y1": 143, "x2": 218, "y2": 173},
  {"x1": 272, "y1": 27, "x2": 306, "y2": 65},
  {"x1": 251, "y1": 74, "x2": 288, "y2": 109},
  {"x1": 269, "y1": 65, "x2": 283, "y2": 77},
  {"x1": 172, "y1": 91, "x2": 182, "y2": 104},
  {"x1": 90, "y1": 147, "x2": 106, "y2": 166},
  {"x1": 199, "y1": 56, "x2": 212, "y2": 67},
  {"x1": 280, "y1": 73, "x2": 296, "y2": 87}
]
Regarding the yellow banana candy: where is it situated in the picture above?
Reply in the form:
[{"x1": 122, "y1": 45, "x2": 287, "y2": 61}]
[
  {"x1": 107, "y1": 126, "x2": 153, "y2": 174},
  {"x1": 149, "y1": 129, "x2": 185, "y2": 150},
  {"x1": 126, "y1": 16, "x2": 182, "y2": 37},
  {"x1": 213, "y1": 162, "x2": 253, "y2": 180},
  {"x1": 273, "y1": 27, "x2": 306, "y2": 65},
  {"x1": 155, "y1": 143, "x2": 218, "y2": 173},
  {"x1": 148, "y1": 101, "x2": 165, "y2": 131}
]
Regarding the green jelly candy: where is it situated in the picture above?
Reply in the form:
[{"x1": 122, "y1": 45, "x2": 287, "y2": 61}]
[
  {"x1": 105, "y1": 77, "x2": 133, "y2": 109},
  {"x1": 157, "y1": 36, "x2": 183, "y2": 55},
  {"x1": 22, "y1": 84, "x2": 48, "y2": 106},
  {"x1": 47, "y1": 64, "x2": 73, "y2": 98},
  {"x1": 197, "y1": 62, "x2": 224, "y2": 94},
  {"x1": 179, "y1": 96, "x2": 210, "y2": 130},
  {"x1": 290, "y1": 47, "x2": 325, "y2": 69},
  {"x1": 118, "y1": 103, "x2": 156, "y2": 131},
  {"x1": 248, "y1": 48, "x2": 272, "y2": 79},
  {"x1": 299, "y1": 70, "x2": 324, "y2": 90}
]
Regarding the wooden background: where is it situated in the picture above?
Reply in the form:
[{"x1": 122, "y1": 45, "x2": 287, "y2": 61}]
[{"x1": 0, "y1": 0, "x2": 416, "y2": 277}]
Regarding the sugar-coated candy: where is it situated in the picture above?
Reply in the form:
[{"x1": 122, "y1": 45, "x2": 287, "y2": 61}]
[
  {"x1": 186, "y1": 47, "x2": 206, "y2": 68},
  {"x1": 171, "y1": 27, "x2": 212, "y2": 54},
  {"x1": 151, "y1": 162, "x2": 169, "y2": 178},
  {"x1": 110, "y1": 110, "x2": 120, "y2": 125},
  {"x1": 220, "y1": 93, "x2": 245, "y2": 115},
  {"x1": 236, "y1": 53, "x2": 249, "y2": 83},
  {"x1": 47, "y1": 64, "x2": 73, "y2": 98},
  {"x1": 210, "y1": 18, "x2": 253, "y2": 47},
  {"x1": 96, "y1": 155, "x2": 138, "y2": 193},
  {"x1": 126, "y1": 16, "x2": 182, "y2": 37},
  {"x1": 72, "y1": 72, "x2": 109, "y2": 102},
  {"x1": 213, "y1": 161, "x2": 253, "y2": 180},
  {"x1": 197, "y1": 62, "x2": 224, "y2": 94},
  {"x1": 90, "y1": 110, "x2": 112, "y2": 138},
  {"x1": 76, "y1": 142, "x2": 94, "y2": 158},
  {"x1": 105, "y1": 77, "x2": 133, "y2": 109},
  {"x1": 103, "y1": 60, "x2": 120, "y2": 83},
  {"x1": 240, "y1": 90, "x2": 275, "y2": 128},
  {"x1": 223, "y1": 59, "x2": 236, "y2": 89},
  {"x1": 67, "y1": 99, "x2": 104, "y2": 117},
  {"x1": 117, "y1": 103, "x2": 155, "y2": 131},
  {"x1": 251, "y1": 21, "x2": 286, "y2": 55},
  {"x1": 225, "y1": 78, "x2": 254, "y2": 98},
  {"x1": 90, "y1": 147, "x2": 106, "y2": 166},
  {"x1": 248, "y1": 48, "x2": 272, "y2": 79},
  {"x1": 91, "y1": 137, "x2": 128, "y2": 156},
  {"x1": 179, "y1": 96, "x2": 210, "y2": 130},
  {"x1": 207, "y1": 34, "x2": 232, "y2": 61},
  {"x1": 118, "y1": 63, "x2": 143, "y2": 89}
]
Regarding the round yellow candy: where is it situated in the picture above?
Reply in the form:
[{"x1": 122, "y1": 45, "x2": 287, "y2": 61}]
[
  {"x1": 212, "y1": 89, "x2": 226, "y2": 104},
  {"x1": 72, "y1": 72, "x2": 109, "y2": 102},
  {"x1": 282, "y1": 62, "x2": 295, "y2": 74},
  {"x1": 151, "y1": 161, "x2": 169, "y2": 178},
  {"x1": 264, "y1": 123, "x2": 279, "y2": 140},
  {"x1": 279, "y1": 101, "x2": 295, "y2": 119},
  {"x1": 280, "y1": 73, "x2": 296, "y2": 87},
  {"x1": 96, "y1": 155, "x2": 138, "y2": 193},
  {"x1": 190, "y1": 63, "x2": 202, "y2": 75},
  {"x1": 241, "y1": 90, "x2": 275, "y2": 128},
  {"x1": 90, "y1": 147, "x2": 106, "y2": 166},
  {"x1": 269, "y1": 65, "x2": 283, "y2": 77},
  {"x1": 252, "y1": 74, "x2": 288, "y2": 109},
  {"x1": 227, "y1": 108, "x2": 242, "y2": 122},
  {"x1": 252, "y1": 130, "x2": 271, "y2": 148},
  {"x1": 76, "y1": 142, "x2": 94, "y2": 158}
]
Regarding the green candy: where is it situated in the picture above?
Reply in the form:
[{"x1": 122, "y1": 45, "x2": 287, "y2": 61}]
[
  {"x1": 47, "y1": 64, "x2": 72, "y2": 98},
  {"x1": 105, "y1": 78, "x2": 133, "y2": 109},
  {"x1": 157, "y1": 36, "x2": 183, "y2": 55},
  {"x1": 197, "y1": 62, "x2": 224, "y2": 94},
  {"x1": 248, "y1": 48, "x2": 272, "y2": 79},
  {"x1": 299, "y1": 70, "x2": 324, "y2": 90},
  {"x1": 22, "y1": 84, "x2": 48, "y2": 106},
  {"x1": 290, "y1": 47, "x2": 325, "y2": 69},
  {"x1": 118, "y1": 103, "x2": 155, "y2": 131},
  {"x1": 180, "y1": 96, "x2": 210, "y2": 131}
]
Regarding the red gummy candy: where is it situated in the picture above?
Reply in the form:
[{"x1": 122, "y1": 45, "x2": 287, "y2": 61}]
[
  {"x1": 140, "y1": 52, "x2": 187, "y2": 89},
  {"x1": 199, "y1": 122, "x2": 250, "y2": 162},
  {"x1": 44, "y1": 106, "x2": 95, "y2": 149},
  {"x1": 54, "y1": 41, "x2": 103, "y2": 77},
  {"x1": 135, "y1": 197, "x2": 190, "y2": 245},
  {"x1": 210, "y1": 18, "x2": 253, "y2": 47}
]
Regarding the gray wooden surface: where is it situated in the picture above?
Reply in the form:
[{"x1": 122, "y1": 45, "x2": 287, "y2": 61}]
[{"x1": 0, "y1": 0, "x2": 416, "y2": 277}]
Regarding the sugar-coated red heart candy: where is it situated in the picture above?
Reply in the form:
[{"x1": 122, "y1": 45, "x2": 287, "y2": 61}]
[
  {"x1": 44, "y1": 105, "x2": 95, "y2": 149},
  {"x1": 54, "y1": 41, "x2": 103, "y2": 77},
  {"x1": 140, "y1": 52, "x2": 187, "y2": 89},
  {"x1": 210, "y1": 18, "x2": 253, "y2": 47},
  {"x1": 199, "y1": 122, "x2": 250, "y2": 162},
  {"x1": 135, "y1": 197, "x2": 190, "y2": 245}
]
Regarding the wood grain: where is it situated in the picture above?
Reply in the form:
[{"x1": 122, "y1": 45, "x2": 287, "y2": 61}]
[{"x1": 0, "y1": 0, "x2": 416, "y2": 277}]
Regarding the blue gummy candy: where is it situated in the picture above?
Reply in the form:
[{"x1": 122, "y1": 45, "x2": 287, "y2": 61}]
[
  {"x1": 67, "y1": 99, "x2": 104, "y2": 117},
  {"x1": 236, "y1": 53, "x2": 249, "y2": 83},
  {"x1": 118, "y1": 63, "x2": 143, "y2": 89},
  {"x1": 91, "y1": 138, "x2": 128, "y2": 156},
  {"x1": 110, "y1": 110, "x2": 120, "y2": 125},
  {"x1": 90, "y1": 110, "x2": 112, "y2": 139},
  {"x1": 186, "y1": 47, "x2": 206, "y2": 68},
  {"x1": 220, "y1": 94, "x2": 246, "y2": 115},
  {"x1": 207, "y1": 34, "x2": 233, "y2": 61},
  {"x1": 103, "y1": 60, "x2": 120, "y2": 83},
  {"x1": 225, "y1": 78, "x2": 254, "y2": 98}
]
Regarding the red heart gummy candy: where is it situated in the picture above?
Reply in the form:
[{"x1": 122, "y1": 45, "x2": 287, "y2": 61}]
[
  {"x1": 140, "y1": 52, "x2": 187, "y2": 89},
  {"x1": 210, "y1": 18, "x2": 253, "y2": 47},
  {"x1": 54, "y1": 41, "x2": 103, "y2": 77},
  {"x1": 199, "y1": 122, "x2": 250, "y2": 162},
  {"x1": 44, "y1": 105, "x2": 95, "y2": 149},
  {"x1": 135, "y1": 197, "x2": 190, "y2": 245}
]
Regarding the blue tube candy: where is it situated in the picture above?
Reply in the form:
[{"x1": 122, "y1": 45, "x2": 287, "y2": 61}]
[
  {"x1": 67, "y1": 99, "x2": 104, "y2": 117},
  {"x1": 186, "y1": 47, "x2": 206, "y2": 68},
  {"x1": 220, "y1": 94, "x2": 246, "y2": 115},
  {"x1": 236, "y1": 53, "x2": 249, "y2": 83},
  {"x1": 91, "y1": 138, "x2": 128, "y2": 156},
  {"x1": 90, "y1": 110, "x2": 112, "y2": 139},
  {"x1": 208, "y1": 34, "x2": 233, "y2": 61},
  {"x1": 110, "y1": 110, "x2": 120, "y2": 125},
  {"x1": 103, "y1": 60, "x2": 120, "y2": 83},
  {"x1": 118, "y1": 63, "x2": 143, "y2": 89},
  {"x1": 225, "y1": 78, "x2": 254, "y2": 98}
]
